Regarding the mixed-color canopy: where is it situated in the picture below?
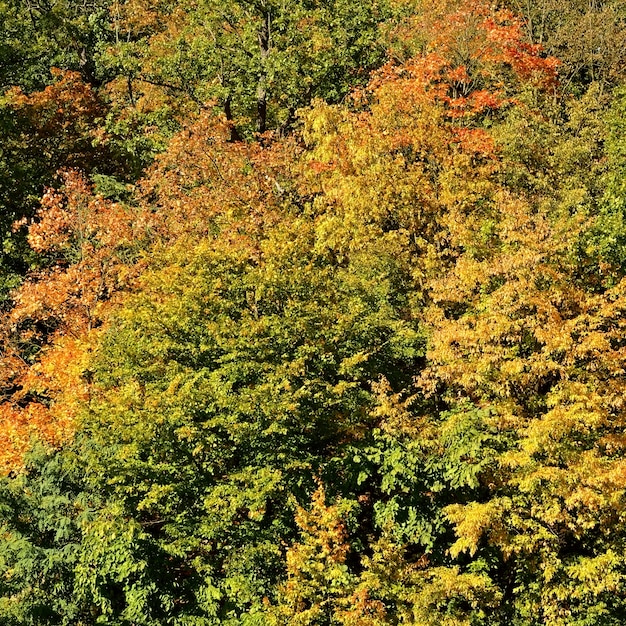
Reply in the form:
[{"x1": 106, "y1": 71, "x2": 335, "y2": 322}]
[{"x1": 1, "y1": 0, "x2": 626, "y2": 623}]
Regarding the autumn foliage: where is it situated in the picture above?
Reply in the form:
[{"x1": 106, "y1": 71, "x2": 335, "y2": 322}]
[{"x1": 1, "y1": 0, "x2": 626, "y2": 623}]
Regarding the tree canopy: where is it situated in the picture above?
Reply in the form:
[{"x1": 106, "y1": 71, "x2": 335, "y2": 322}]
[{"x1": 1, "y1": 0, "x2": 626, "y2": 623}]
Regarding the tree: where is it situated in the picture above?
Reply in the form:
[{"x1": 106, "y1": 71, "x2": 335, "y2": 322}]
[
  {"x1": 0, "y1": 170, "x2": 150, "y2": 474},
  {"x1": 297, "y1": 0, "x2": 626, "y2": 621},
  {"x1": 0, "y1": 0, "x2": 112, "y2": 92},
  {"x1": 0, "y1": 68, "x2": 127, "y2": 304},
  {"x1": 0, "y1": 100, "x2": 421, "y2": 620},
  {"x1": 506, "y1": 0, "x2": 626, "y2": 93},
  {"x1": 100, "y1": 0, "x2": 389, "y2": 136}
]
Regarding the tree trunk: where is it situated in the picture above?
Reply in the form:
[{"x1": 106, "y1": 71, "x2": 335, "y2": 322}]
[{"x1": 257, "y1": 10, "x2": 270, "y2": 133}]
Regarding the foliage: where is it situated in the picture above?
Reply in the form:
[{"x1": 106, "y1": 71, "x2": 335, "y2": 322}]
[
  {"x1": 2, "y1": 0, "x2": 626, "y2": 623},
  {"x1": 506, "y1": 0, "x2": 626, "y2": 93},
  {"x1": 0, "y1": 68, "x2": 125, "y2": 303},
  {"x1": 99, "y1": 0, "x2": 389, "y2": 136},
  {"x1": 0, "y1": 170, "x2": 150, "y2": 474},
  {"x1": 0, "y1": 0, "x2": 112, "y2": 92}
]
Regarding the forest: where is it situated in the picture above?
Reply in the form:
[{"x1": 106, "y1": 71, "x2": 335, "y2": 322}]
[{"x1": 1, "y1": 0, "x2": 626, "y2": 623}]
